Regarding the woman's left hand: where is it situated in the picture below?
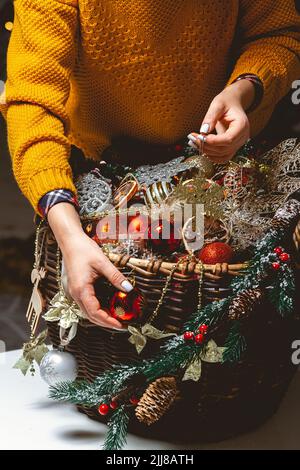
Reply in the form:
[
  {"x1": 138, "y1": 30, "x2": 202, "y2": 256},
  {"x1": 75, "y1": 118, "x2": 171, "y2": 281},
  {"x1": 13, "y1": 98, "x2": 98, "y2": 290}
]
[{"x1": 188, "y1": 79, "x2": 255, "y2": 163}]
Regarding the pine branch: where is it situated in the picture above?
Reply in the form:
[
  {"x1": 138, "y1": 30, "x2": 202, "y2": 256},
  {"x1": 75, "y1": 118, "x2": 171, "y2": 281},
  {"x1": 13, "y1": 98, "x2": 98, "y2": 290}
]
[
  {"x1": 222, "y1": 322, "x2": 247, "y2": 363},
  {"x1": 268, "y1": 263, "x2": 295, "y2": 316},
  {"x1": 143, "y1": 341, "x2": 193, "y2": 382},
  {"x1": 103, "y1": 405, "x2": 130, "y2": 450},
  {"x1": 94, "y1": 364, "x2": 140, "y2": 396},
  {"x1": 49, "y1": 380, "x2": 110, "y2": 407},
  {"x1": 183, "y1": 297, "x2": 231, "y2": 332}
]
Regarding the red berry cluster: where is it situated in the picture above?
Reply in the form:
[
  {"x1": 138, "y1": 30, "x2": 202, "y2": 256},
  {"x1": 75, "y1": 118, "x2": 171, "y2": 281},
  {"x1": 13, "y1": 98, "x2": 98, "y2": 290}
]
[
  {"x1": 272, "y1": 247, "x2": 290, "y2": 270},
  {"x1": 98, "y1": 396, "x2": 139, "y2": 416},
  {"x1": 183, "y1": 324, "x2": 208, "y2": 345},
  {"x1": 98, "y1": 401, "x2": 117, "y2": 416}
]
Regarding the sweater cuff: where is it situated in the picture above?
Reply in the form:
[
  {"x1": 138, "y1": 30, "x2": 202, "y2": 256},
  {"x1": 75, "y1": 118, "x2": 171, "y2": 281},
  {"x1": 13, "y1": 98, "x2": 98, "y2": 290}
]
[
  {"x1": 227, "y1": 60, "x2": 276, "y2": 136},
  {"x1": 26, "y1": 168, "x2": 77, "y2": 214}
]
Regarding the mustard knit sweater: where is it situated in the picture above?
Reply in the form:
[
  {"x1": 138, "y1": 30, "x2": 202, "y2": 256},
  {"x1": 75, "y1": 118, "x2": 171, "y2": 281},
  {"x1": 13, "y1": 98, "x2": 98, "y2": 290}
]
[{"x1": 1, "y1": 0, "x2": 300, "y2": 211}]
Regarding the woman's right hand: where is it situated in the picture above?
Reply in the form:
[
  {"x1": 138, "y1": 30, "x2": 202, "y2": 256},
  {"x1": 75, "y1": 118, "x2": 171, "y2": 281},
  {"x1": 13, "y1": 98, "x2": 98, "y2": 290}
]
[{"x1": 47, "y1": 202, "x2": 133, "y2": 329}]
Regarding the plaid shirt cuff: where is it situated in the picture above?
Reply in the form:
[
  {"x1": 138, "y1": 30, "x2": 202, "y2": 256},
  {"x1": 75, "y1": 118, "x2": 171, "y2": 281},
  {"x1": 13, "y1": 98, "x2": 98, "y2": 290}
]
[{"x1": 38, "y1": 189, "x2": 79, "y2": 218}]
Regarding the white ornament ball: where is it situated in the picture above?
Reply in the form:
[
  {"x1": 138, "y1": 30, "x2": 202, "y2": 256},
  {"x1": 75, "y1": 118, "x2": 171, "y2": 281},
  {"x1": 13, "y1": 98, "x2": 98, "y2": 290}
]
[{"x1": 39, "y1": 349, "x2": 78, "y2": 386}]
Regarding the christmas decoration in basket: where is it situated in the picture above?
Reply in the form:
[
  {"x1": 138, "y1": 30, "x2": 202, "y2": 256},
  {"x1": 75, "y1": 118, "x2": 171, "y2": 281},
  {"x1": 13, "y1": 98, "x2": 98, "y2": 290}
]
[{"x1": 15, "y1": 139, "x2": 300, "y2": 450}]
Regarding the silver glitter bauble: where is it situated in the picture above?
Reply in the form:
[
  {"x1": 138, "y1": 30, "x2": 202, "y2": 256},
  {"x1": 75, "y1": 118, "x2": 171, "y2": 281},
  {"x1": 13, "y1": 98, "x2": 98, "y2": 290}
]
[{"x1": 39, "y1": 349, "x2": 78, "y2": 386}]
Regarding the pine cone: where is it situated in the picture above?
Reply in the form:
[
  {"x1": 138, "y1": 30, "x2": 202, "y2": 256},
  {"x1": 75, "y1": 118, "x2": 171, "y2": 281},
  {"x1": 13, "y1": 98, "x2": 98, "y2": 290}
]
[
  {"x1": 135, "y1": 376, "x2": 178, "y2": 426},
  {"x1": 273, "y1": 199, "x2": 300, "y2": 230},
  {"x1": 228, "y1": 288, "x2": 263, "y2": 321}
]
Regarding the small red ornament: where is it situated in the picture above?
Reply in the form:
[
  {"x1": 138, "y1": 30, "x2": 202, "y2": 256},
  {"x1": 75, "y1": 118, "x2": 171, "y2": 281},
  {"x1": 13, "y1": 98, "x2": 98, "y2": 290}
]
[
  {"x1": 183, "y1": 331, "x2": 194, "y2": 341},
  {"x1": 96, "y1": 214, "x2": 127, "y2": 243},
  {"x1": 272, "y1": 262, "x2": 281, "y2": 271},
  {"x1": 127, "y1": 213, "x2": 149, "y2": 239},
  {"x1": 194, "y1": 333, "x2": 205, "y2": 344},
  {"x1": 279, "y1": 252, "x2": 290, "y2": 262},
  {"x1": 109, "y1": 400, "x2": 118, "y2": 410},
  {"x1": 198, "y1": 324, "x2": 208, "y2": 334},
  {"x1": 98, "y1": 403, "x2": 109, "y2": 415},
  {"x1": 199, "y1": 242, "x2": 233, "y2": 264},
  {"x1": 109, "y1": 288, "x2": 145, "y2": 323},
  {"x1": 242, "y1": 175, "x2": 249, "y2": 185},
  {"x1": 274, "y1": 247, "x2": 283, "y2": 255},
  {"x1": 129, "y1": 396, "x2": 139, "y2": 406},
  {"x1": 147, "y1": 218, "x2": 181, "y2": 254},
  {"x1": 215, "y1": 175, "x2": 225, "y2": 186},
  {"x1": 175, "y1": 144, "x2": 183, "y2": 152},
  {"x1": 92, "y1": 233, "x2": 101, "y2": 244}
]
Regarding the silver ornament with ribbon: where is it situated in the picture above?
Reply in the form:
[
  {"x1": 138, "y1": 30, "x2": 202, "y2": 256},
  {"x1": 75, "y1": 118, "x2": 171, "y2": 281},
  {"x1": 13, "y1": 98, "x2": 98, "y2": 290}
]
[
  {"x1": 40, "y1": 263, "x2": 81, "y2": 385},
  {"x1": 39, "y1": 348, "x2": 78, "y2": 386}
]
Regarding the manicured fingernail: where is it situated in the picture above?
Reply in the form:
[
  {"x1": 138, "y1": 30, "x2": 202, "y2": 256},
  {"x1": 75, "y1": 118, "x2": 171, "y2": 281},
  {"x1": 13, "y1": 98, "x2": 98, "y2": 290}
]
[
  {"x1": 200, "y1": 123, "x2": 210, "y2": 134},
  {"x1": 188, "y1": 139, "x2": 198, "y2": 149},
  {"x1": 187, "y1": 133, "x2": 198, "y2": 142},
  {"x1": 198, "y1": 134, "x2": 206, "y2": 143},
  {"x1": 121, "y1": 280, "x2": 134, "y2": 292}
]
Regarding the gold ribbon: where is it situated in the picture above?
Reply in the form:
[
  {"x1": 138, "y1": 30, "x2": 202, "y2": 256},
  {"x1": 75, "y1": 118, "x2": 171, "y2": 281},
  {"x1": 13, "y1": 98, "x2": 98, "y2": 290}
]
[
  {"x1": 13, "y1": 329, "x2": 49, "y2": 375},
  {"x1": 182, "y1": 357, "x2": 202, "y2": 382},
  {"x1": 182, "y1": 340, "x2": 225, "y2": 382},
  {"x1": 201, "y1": 339, "x2": 226, "y2": 363},
  {"x1": 43, "y1": 291, "x2": 87, "y2": 345},
  {"x1": 128, "y1": 323, "x2": 176, "y2": 354}
]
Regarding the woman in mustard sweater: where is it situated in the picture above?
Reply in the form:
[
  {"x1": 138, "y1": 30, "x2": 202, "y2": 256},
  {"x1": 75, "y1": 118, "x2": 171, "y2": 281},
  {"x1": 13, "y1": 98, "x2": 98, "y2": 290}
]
[{"x1": 1, "y1": 0, "x2": 300, "y2": 328}]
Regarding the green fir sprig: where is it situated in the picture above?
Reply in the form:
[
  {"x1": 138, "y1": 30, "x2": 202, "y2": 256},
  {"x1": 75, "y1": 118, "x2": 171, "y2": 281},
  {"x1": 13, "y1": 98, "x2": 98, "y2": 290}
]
[
  {"x1": 222, "y1": 321, "x2": 247, "y2": 363},
  {"x1": 103, "y1": 405, "x2": 130, "y2": 451}
]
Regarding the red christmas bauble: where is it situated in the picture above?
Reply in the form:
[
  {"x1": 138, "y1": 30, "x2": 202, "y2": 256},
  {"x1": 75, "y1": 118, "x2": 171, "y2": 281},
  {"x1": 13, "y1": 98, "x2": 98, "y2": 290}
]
[
  {"x1": 272, "y1": 262, "x2": 281, "y2": 271},
  {"x1": 129, "y1": 396, "x2": 139, "y2": 406},
  {"x1": 198, "y1": 324, "x2": 208, "y2": 334},
  {"x1": 127, "y1": 214, "x2": 149, "y2": 239},
  {"x1": 98, "y1": 403, "x2": 109, "y2": 415},
  {"x1": 109, "y1": 400, "x2": 118, "y2": 410},
  {"x1": 199, "y1": 242, "x2": 233, "y2": 264},
  {"x1": 147, "y1": 218, "x2": 181, "y2": 254},
  {"x1": 183, "y1": 331, "x2": 194, "y2": 341},
  {"x1": 96, "y1": 214, "x2": 127, "y2": 243},
  {"x1": 194, "y1": 333, "x2": 204, "y2": 344},
  {"x1": 175, "y1": 144, "x2": 183, "y2": 152},
  {"x1": 274, "y1": 246, "x2": 283, "y2": 255},
  {"x1": 279, "y1": 252, "x2": 290, "y2": 262},
  {"x1": 109, "y1": 288, "x2": 145, "y2": 323}
]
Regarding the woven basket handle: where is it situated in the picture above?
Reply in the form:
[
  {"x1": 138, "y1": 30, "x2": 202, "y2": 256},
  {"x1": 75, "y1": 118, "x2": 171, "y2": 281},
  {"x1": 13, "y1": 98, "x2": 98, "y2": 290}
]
[
  {"x1": 107, "y1": 216, "x2": 300, "y2": 277},
  {"x1": 293, "y1": 219, "x2": 300, "y2": 252}
]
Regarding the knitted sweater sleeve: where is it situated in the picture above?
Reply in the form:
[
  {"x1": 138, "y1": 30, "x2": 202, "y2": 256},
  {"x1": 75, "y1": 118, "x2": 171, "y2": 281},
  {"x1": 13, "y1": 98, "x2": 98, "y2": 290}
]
[
  {"x1": 2, "y1": 0, "x2": 78, "y2": 211},
  {"x1": 228, "y1": 0, "x2": 300, "y2": 136}
]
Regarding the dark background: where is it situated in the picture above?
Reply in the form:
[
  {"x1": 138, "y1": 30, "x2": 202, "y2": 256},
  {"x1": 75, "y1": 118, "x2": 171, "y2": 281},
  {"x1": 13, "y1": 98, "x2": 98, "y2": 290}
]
[{"x1": 0, "y1": 1, "x2": 299, "y2": 351}]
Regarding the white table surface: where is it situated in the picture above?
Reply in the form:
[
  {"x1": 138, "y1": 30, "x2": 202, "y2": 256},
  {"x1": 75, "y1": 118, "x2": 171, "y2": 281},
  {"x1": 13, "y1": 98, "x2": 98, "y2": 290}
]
[{"x1": 1, "y1": 349, "x2": 300, "y2": 450}]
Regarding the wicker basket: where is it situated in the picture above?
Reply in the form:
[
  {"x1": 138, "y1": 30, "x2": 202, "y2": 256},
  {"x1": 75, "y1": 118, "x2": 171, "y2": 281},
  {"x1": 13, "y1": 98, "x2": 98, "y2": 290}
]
[{"x1": 42, "y1": 218, "x2": 300, "y2": 443}]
